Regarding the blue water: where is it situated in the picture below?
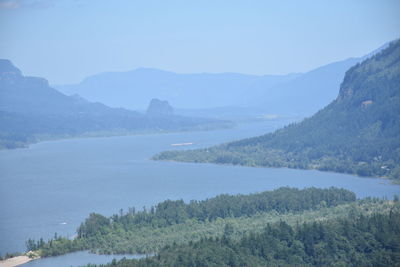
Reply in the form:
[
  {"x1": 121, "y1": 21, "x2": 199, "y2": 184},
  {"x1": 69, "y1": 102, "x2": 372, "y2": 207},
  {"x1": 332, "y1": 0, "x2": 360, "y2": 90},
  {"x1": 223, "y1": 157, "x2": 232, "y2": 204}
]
[
  {"x1": 20, "y1": 251, "x2": 144, "y2": 267},
  {"x1": 1, "y1": 119, "x2": 399, "y2": 266}
]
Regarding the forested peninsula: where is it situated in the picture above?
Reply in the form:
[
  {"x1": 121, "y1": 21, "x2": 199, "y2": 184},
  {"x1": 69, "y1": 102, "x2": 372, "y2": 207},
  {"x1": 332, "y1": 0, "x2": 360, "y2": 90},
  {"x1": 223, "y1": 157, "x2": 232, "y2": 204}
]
[{"x1": 24, "y1": 187, "x2": 400, "y2": 267}]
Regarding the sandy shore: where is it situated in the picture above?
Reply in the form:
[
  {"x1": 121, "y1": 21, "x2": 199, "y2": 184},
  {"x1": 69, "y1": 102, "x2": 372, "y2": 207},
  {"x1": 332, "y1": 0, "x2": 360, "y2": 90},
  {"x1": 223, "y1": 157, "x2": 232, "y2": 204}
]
[{"x1": 0, "y1": 256, "x2": 33, "y2": 267}]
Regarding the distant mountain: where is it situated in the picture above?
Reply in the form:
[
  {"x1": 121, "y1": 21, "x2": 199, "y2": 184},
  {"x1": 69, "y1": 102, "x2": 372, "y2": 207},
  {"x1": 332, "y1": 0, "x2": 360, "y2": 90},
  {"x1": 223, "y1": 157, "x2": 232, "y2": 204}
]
[
  {"x1": 146, "y1": 98, "x2": 174, "y2": 116},
  {"x1": 253, "y1": 57, "x2": 360, "y2": 115},
  {"x1": 0, "y1": 60, "x2": 231, "y2": 149},
  {"x1": 154, "y1": 40, "x2": 400, "y2": 181},
  {"x1": 252, "y1": 42, "x2": 391, "y2": 115},
  {"x1": 54, "y1": 42, "x2": 389, "y2": 116},
  {"x1": 55, "y1": 69, "x2": 298, "y2": 111},
  {"x1": 0, "y1": 59, "x2": 139, "y2": 117}
]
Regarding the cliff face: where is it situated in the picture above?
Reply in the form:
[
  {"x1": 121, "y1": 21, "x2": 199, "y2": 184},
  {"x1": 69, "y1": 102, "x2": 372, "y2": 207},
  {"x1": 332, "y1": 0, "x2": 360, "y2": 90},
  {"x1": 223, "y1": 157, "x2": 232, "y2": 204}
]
[{"x1": 337, "y1": 40, "x2": 400, "y2": 105}]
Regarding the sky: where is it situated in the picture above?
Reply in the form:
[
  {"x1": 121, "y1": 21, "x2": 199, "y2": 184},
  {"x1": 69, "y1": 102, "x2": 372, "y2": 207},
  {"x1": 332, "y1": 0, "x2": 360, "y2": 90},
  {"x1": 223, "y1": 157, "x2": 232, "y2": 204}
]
[{"x1": 0, "y1": 0, "x2": 399, "y2": 84}]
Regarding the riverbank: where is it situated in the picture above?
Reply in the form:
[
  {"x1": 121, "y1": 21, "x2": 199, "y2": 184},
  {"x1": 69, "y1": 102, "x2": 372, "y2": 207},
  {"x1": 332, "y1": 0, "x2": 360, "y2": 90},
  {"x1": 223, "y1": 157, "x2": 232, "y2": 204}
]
[
  {"x1": 0, "y1": 256, "x2": 35, "y2": 267},
  {"x1": 0, "y1": 121, "x2": 235, "y2": 151},
  {"x1": 0, "y1": 251, "x2": 40, "y2": 267},
  {"x1": 153, "y1": 156, "x2": 398, "y2": 184}
]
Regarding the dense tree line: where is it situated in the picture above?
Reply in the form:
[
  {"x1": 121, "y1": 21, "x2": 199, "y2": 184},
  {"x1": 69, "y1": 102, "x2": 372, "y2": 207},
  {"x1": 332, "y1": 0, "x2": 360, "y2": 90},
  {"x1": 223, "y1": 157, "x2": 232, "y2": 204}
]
[
  {"x1": 154, "y1": 40, "x2": 400, "y2": 181},
  {"x1": 78, "y1": 187, "x2": 355, "y2": 237},
  {"x1": 83, "y1": 210, "x2": 400, "y2": 267},
  {"x1": 27, "y1": 187, "x2": 356, "y2": 256},
  {"x1": 33, "y1": 198, "x2": 393, "y2": 256}
]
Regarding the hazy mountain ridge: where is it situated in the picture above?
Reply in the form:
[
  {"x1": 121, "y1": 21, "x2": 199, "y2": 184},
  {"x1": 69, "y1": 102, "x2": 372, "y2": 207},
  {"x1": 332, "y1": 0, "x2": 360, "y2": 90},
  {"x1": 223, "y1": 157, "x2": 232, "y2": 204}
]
[
  {"x1": 0, "y1": 59, "x2": 135, "y2": 116},
  {"x1": 56, "y1": 69, "x2": 296, "y2": 111},
  {"x1": 154, "y1": 40, "x2": 400, "y2": 180},
  {"x1": 54, "y1": 44, "x2": 388, "y2": 116},
  {"x1": 256, "y1": 57, "x2": 360, "y2": 114},
  {"x1": 0, "y1": 60, "x2": 232, "y2": 149}
]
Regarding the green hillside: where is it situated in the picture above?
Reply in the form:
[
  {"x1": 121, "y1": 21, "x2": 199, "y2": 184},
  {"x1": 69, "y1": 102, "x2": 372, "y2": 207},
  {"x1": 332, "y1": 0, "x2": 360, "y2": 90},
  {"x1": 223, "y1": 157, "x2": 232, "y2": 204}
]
[{"x1": 154, "y1": 40, "x2": 400, "y2": 181}]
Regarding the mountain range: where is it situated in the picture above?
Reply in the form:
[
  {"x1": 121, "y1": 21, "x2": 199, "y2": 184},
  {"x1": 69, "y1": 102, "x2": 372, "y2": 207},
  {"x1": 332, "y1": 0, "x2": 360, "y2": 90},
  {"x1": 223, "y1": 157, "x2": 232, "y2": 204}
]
[
  {"x1": 0, "y1": 60, "x2": 231, "y2": 149},
  {"x1": 54, "y1": 42, "x2": 389, "y2": 116}
]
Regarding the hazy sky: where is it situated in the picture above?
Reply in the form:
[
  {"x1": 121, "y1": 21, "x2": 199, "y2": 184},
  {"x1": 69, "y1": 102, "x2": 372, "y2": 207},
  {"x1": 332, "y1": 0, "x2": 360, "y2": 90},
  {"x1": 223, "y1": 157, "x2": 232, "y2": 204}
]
[{"x1": 0, "y1": 0, "x2": 399, "y2": 84}]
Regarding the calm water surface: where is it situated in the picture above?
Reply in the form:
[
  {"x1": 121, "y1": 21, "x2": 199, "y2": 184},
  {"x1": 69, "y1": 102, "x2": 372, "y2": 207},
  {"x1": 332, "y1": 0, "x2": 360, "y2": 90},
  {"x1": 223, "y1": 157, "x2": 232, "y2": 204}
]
[
  {"x1": 1, "y1": 119, "x2": 399, "y2": 266},
  {"x1": 20, "y1": 251, "x2": 144, "y2": 267}
]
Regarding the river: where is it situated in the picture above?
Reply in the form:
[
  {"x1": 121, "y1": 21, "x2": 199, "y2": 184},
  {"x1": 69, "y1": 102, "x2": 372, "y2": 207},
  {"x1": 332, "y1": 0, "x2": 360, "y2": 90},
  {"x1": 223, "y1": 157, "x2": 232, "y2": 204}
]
[{"x1": 0, "y1": 119, "x2": 399, "y2": 266}]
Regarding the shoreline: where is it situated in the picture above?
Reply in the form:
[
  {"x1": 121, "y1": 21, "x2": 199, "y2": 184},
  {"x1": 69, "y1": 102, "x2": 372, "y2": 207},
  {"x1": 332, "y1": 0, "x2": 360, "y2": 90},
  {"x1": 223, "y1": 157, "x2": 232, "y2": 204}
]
[
  {"x1": 0, "y1": 255, "x2": 37, "y2": 267},
  {"x1": 0, "y1": 122, "x2": 235, "y2": 151},
  {"x1": 153, "y1": 158, "x2": 397, "y2": 184}
]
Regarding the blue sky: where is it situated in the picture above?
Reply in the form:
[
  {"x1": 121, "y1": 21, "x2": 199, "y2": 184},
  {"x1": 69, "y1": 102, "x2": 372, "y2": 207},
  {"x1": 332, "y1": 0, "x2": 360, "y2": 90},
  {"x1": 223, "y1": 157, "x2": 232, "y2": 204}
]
[{"x1": 0, "y1": 0, "x2": 399, "y2": 84}]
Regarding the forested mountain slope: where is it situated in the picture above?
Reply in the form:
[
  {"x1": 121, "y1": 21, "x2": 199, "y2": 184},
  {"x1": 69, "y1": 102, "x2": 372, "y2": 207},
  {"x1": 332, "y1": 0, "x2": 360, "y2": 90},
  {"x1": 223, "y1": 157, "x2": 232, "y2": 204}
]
[{"x1": 155, "y1": 40, "x2": 400, "y2": 181}]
